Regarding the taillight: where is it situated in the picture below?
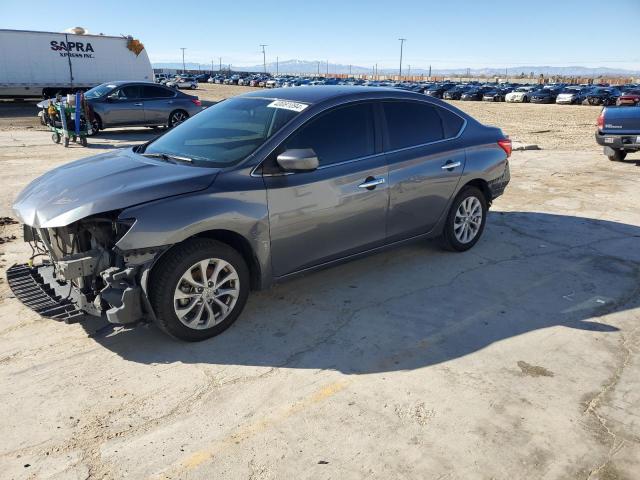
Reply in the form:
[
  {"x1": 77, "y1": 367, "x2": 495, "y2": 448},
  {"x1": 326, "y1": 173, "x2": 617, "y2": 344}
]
[
  {"x1": 498, "y1": 138, "x2": 512, "y2": 158},
  {"x1": 596, "y1": 110, "x2": 604, "y2": 130},
  {"x1": 192, "y1": 98, "x2": 202, "y2": 107}
]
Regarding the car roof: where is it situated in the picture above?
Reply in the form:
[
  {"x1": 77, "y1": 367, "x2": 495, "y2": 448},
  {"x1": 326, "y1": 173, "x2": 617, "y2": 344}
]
[
  {"x1": 104, "y1": 81, "x2": 159, "y2": 86},
  {"x1": 240, "y1": 85, "x2": 428, "y2": 104}
]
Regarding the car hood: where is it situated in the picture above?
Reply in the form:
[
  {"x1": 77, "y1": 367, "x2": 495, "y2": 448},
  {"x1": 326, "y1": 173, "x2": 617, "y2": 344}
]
[{"x1": 13, "y1": 148, "x2": 219, "y2": 228}]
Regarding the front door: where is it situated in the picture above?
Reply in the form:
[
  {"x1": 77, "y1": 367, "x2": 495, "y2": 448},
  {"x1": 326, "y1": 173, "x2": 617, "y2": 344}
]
[
  {"x1": 264, "y1": 102, "x2": 389, "y2": 277},
  {"x1": 102, "y1": 85, "x2": 144, "y2": 126}
]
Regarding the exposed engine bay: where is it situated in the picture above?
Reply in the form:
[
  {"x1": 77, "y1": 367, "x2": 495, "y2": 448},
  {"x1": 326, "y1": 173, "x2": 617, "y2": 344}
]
[{"x1": 23, "y1": 212, "x2": 162, "y2": 324}]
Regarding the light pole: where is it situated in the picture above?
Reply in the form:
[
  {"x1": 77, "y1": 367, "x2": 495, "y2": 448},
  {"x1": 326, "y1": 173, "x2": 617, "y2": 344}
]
[
  {"x1": 326, "y1": 60, "x2": 329, "y2": 76},
  {"x1": 180, "y1": 47, "x2": 186, "y2": 74},
  {"x1": 398, "y1": 38, "x2": 406, "y2": 78},
  {"x1": 260, "y1": 44, "x2": 268, "y2": 73},
  {"x1": 219, "y1": 57, "x2": 222, "y2": 72},
  {"x1": 276, "y1": 56, "x2": 279, "y2": 75}
]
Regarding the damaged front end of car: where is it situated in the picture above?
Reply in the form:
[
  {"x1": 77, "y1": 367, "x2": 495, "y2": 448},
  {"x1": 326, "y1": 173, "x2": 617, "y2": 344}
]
[{"x1": 14, "y1": 212, "x2": 165, "y2": 325}]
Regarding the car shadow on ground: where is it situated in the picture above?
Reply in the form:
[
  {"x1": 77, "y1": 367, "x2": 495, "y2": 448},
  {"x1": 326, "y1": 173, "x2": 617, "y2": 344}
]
[{"x1": 80, "y1": 211, "x2": 640, "y2": 374}]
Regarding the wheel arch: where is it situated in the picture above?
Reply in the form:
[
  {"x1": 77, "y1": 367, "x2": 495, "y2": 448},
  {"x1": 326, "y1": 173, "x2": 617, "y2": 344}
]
[
  {"x1": 462, "y1": 178, "x2": 492, "y2": 206},
  {"x1": 191, "y1": 229, "x2": 262, "y2": 290}
]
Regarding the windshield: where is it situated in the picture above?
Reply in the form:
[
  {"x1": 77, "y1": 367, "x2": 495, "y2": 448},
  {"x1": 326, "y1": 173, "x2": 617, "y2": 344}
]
[
  {"x1": 85, "y1": 83, "x2": 117, "y2": 99},
  {"x1": 142, "y1": 97, "x2": 305, "y2": 167}
]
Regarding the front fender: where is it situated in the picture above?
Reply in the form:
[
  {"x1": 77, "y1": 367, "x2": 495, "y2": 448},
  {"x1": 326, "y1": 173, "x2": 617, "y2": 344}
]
[{"x1": 115, "y1": 169, "x2": 271, "y2": 286}]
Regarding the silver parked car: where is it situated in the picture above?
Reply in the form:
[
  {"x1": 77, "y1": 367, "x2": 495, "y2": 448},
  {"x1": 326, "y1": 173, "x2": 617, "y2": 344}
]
[
  {"x1": 81, "y1": 81, "x2": 202, "y2": 131},
  {"x1": 11, "y1": 87, "x2": 511, "y2": 341}
]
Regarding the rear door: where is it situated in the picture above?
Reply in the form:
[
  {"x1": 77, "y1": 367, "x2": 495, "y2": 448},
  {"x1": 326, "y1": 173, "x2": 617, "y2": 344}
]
[
  {"x1": 264, "y1": 102, "x2": 389, "y2": 277},
  {"x1": 103, "y1": 85, "x2": 144, "y2": 126},
  {"x1": 142, "y1": 85, "x2": 177, "y2": 125},
  {"x1": 382, "y1": 100, "x2": 466, "y2": 242}
]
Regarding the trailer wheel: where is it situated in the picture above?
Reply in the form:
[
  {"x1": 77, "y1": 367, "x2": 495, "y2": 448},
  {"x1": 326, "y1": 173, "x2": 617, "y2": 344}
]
[{"x1": 52, "y1": 132, "x2": 61, "y2": 144}]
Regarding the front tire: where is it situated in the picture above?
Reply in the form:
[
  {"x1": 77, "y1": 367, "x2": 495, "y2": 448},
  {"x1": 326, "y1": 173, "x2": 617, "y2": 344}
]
[
  {"x1": 149, "y1": 238, "x2": 250, "y2": 341},
  {"x1": 89, "y1": 115, "x2": 101, "y2": 136},
  {"x1": 440, "y1": 186, "x2": 488, "y2": 252},
  {"x1": 607, "y1": 149, "x2": 627, "y2": 162}
]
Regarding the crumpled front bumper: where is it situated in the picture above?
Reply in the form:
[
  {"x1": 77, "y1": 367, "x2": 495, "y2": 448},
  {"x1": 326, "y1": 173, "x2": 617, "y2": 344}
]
[
  {"x1": 6, "y1": 263, "x2": 91, "y2": 323},
  {"x1": 6, "y1": 261, "x2": 147, "y2": 325}
]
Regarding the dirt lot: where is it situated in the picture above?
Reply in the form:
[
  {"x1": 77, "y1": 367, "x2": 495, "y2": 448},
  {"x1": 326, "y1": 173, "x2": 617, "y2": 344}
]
[
  {"x1": 0, "y1": 85, "x2": 639, "y2": 480},
  {"x1": 1, "y1": 83, "x2": 602, "y2": 151}
]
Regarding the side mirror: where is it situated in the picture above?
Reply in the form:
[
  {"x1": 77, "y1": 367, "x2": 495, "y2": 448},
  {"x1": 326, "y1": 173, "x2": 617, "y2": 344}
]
[{"x1": 276, "y1": 148, "x2": 319, "y2": 172}]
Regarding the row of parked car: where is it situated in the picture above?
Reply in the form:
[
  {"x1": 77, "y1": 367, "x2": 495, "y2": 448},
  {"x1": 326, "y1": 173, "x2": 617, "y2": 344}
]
[{"x1": 154, "y1": 72, "x2": 640, "y2": 107}]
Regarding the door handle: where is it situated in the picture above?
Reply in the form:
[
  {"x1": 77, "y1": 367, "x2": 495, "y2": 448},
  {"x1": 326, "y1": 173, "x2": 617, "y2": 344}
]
[
  {"x1": 441, "y1": 161, "x2": 461, "y2": 170},
  {"x1": 134, "y1": 102, "x2": 143, "y2": 106},
  {"x1": 358, "y1": 177, "x2": 385, "y2": 190}
]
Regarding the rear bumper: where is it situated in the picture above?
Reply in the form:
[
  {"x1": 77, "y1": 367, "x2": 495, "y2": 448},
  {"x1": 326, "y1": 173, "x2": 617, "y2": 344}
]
[
  {"x1": 488, "y1": 162, "x2": 510, "y2": 200},
  {"x1": 595, "y1": 131, "x2": 640, "y2": 150}
]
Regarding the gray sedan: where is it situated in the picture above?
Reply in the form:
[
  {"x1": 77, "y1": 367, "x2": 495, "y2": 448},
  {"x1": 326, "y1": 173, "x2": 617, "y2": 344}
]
[
  {"x1": 12, "y1": 86, "x2": 511, "y2": 341},
  {"x1": 82, "y1": 81, "x2": 202, "y2": 131}
]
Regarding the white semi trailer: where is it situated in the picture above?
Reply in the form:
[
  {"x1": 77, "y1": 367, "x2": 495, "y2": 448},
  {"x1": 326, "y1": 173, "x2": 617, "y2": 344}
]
[{"x1": 0, "y1": 29, "x2": 154, "y2": 98}]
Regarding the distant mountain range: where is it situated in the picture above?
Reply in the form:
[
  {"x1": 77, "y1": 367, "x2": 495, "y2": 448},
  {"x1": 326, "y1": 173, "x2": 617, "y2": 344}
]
[{"x1": 153, "y1": 60, "x2": 640, "y2": 77}]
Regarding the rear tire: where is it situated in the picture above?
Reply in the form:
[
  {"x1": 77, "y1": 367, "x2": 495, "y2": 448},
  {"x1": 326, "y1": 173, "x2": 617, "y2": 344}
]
[
  {"x1": 607, "y1": 149, "x2": 627, "y2": 162},
  {"x1": 149, "y1": 238, "x2": 250, "y2": 341},
  {"x1": 168, "y1": 109, "x2": 189, "y2": 128},
  {"x1": 440, "y1": 186, "x2": 488, "y2": 252}
]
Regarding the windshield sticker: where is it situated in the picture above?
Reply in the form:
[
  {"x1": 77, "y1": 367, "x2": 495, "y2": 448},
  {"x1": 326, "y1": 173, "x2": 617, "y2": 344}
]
[{"x1": 267, "y1": 100, "x2": 309, "y2": 112}]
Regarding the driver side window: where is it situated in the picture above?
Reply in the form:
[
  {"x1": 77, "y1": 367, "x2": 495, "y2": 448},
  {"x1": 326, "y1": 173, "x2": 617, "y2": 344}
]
[
  {"x1": 284, "y1": 103, "x2": 375, "y2": 167},
  {"x1": 108, "y1": 86, "x2": 141, "y2": 100}
]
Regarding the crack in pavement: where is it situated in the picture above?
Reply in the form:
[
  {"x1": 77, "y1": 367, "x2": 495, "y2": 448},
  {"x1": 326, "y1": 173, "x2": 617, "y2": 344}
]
[{"x1": 584, "y1": 323, "x2": 640, "y2": 480}]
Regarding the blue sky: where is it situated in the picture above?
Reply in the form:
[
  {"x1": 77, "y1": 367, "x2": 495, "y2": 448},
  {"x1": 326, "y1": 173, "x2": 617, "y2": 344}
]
[{"x1": 2, "y1": 0, "x2": 639, "y2": 70}]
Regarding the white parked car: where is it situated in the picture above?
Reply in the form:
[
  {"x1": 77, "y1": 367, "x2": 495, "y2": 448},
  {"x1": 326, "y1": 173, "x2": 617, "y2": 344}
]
[
  {"x1": 505, "y1": 86, "x2": 538, "y2": 103},
  {"x1": 166, "y1": 76, "x2": 198, "y2": 90}
]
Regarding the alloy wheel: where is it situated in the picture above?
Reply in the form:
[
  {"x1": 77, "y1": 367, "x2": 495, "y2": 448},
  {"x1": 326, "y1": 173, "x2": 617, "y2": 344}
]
[
  {"x1": 170, "y1": 111, "x2": 187, "y2": 127},
  {"x1": 454, "y1": 196, "x2": 483, "y2": 244},
  {"x1": 173, "y1": 258, "x2": 240, "y2": 330}
]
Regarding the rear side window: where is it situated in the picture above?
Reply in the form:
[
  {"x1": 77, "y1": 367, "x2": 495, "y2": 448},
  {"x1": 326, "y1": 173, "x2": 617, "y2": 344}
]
[
  {"x1": 143, "y1": 85, "x2": 175, "y2": 98},
  {"x1": 285, "y1": 103, "x2": 375, "y2": 166},
  {"x1": 438, "y1": 107, "x2": 464, "y2": 138},
  {"x1": 120, "y1": 85, "x2": 141, "y2": 99},
  {"x1": 383, "y1": 102, "x2": 444, "y2": 150}
]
